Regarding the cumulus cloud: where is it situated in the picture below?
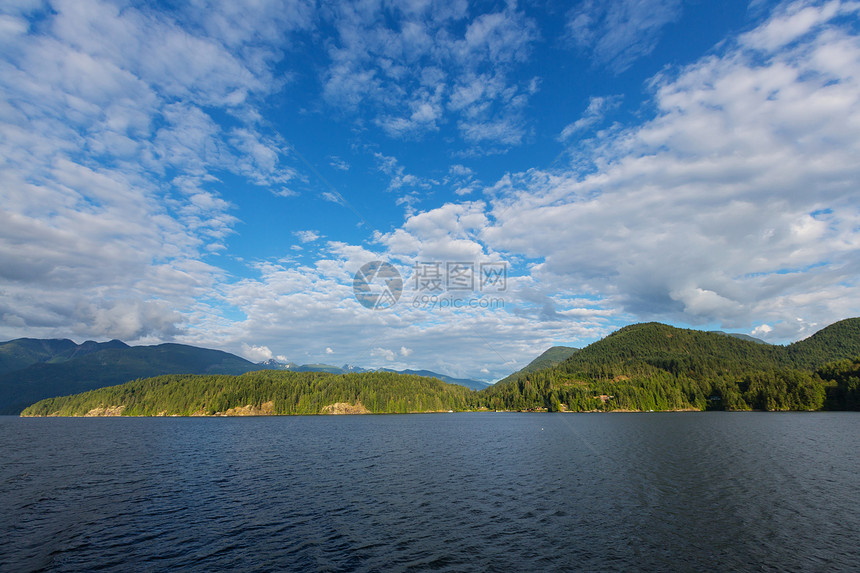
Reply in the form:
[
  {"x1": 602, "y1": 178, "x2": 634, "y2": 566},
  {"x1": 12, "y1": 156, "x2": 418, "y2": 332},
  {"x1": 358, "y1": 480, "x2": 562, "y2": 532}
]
[
  {"x1": 371, "y1": 347, "x2": 396, "y2": 361},
  {"x1": 242, "y1": 343, "x2": 274, "y2": 362},
  {"x1": 0, "y1": 0, "x2": 304, "y2": 343},
  {"x1": 485, "y1": 1, "x2": 860, "y2": 341},
  {"x1": 4, "y1": 0, "x2": 859, "y2": 382},
  {"x1": 187, "y1": 239, "x2": 610, "y2": 381}
]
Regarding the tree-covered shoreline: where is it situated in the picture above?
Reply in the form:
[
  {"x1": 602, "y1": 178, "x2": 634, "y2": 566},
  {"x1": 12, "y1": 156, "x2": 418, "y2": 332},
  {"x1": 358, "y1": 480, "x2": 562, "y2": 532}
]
[{"x1": 20, "y1": 319, "x2": 860, "y2": 417}]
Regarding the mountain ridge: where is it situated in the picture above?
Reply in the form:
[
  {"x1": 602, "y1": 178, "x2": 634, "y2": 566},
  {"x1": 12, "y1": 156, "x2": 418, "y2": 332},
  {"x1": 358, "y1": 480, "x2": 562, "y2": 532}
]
[
  {"x1": 0, "y1": 339, "x2": 488, "y2": 414},
  {"x1": 8, "y1": 318, "x2": 860, "y2": 413},
  {"x1": 0, "y1": 342, "x2": 256, "y2": 415},
  {"x1": 482, "y1": 318, "x2": 860, "y2": 412}
]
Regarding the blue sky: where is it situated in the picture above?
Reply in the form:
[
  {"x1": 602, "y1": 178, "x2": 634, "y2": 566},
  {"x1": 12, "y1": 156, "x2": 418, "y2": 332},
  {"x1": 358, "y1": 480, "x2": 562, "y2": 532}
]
[{"x1": 1, "y1": 0, "x2": 859, "y2": 381}]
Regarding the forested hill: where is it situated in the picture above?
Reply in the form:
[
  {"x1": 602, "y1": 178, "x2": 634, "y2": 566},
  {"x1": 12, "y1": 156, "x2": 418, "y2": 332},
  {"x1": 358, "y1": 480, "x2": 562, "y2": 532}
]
[
  {"x1": 21, "y1": 371, "x2": 479, "y2": 417},
  {"x1": 482, "y1": 319, "x2": 860, "y2": 412},
  {"x1": 16, "y1": 319, "x2": 860, "y2": 416},
  {"x1": 525, "y1": 319, "x2": 860, "y2": 379},
  {"x1": 0, "y1": 343, "x2": 257, "y2": 415},
  {"x1": 785, "y1": 318, "x2": 860, "y2": 367}
]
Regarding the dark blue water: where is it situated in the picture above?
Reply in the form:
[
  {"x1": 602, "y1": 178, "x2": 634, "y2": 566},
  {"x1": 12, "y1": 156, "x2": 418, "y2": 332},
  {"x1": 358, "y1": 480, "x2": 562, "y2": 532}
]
[{"x1": 1, "y1": 412, "x2": 859, "y2": 572}]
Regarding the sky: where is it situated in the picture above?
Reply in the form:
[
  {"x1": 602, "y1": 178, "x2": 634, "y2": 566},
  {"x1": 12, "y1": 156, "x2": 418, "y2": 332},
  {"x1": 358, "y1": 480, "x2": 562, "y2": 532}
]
[{"x1": 1, "y1": 0, "x2": 859, "y2": 381}]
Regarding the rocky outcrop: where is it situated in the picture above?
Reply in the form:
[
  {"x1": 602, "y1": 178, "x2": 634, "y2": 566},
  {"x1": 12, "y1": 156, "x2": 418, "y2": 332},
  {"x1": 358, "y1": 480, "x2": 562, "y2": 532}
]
[
  {"x1": 220, "y1": 401, "x2": 275, "y2": 416},
  {"x1": 321, "y1": 401, "x2": 370, "y2": 415},
  {"x1": 84, "y1": 405, "x2": 126, "y2": 417}
]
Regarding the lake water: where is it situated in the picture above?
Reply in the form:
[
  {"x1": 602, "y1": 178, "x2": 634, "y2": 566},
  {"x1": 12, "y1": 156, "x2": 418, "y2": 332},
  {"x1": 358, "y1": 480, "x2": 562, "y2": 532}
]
[{"x1": 1, "y1": 412, "x2": 859, "y2": 572}]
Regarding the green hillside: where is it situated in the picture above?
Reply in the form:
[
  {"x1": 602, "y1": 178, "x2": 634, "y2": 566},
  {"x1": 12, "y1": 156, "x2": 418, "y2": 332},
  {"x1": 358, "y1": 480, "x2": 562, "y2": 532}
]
[
  {"x1": 482, "y1": 319, "x2": 860, "y2": 412},
  {"x1": 494, "y1": 346, "x2": 579, "y2": 387},
  {"x1": 14, "y1": 318, "x2": 860, "y2": 416},
  {"x1": 786, "y1": 318, "x2": 860, "y2": 367},
  {"x1": 21, "y1": 370, "x2": 479, "y2": 417},
  {"x1": 0, "y1": 343, "x2": 257, "y2": 414}
]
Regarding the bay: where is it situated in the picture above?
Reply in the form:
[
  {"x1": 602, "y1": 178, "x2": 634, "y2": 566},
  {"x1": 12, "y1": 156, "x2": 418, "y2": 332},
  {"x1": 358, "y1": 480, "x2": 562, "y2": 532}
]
[{"x1": 1, "y1": 412, "x2": 858, "y2": 572}]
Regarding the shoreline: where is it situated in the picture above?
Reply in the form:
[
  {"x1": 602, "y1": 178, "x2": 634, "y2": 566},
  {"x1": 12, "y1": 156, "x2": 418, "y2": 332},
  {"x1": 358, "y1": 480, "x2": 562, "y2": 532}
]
[{"x1": 19, "y1": 407, "x2": 835, "y2": 418}]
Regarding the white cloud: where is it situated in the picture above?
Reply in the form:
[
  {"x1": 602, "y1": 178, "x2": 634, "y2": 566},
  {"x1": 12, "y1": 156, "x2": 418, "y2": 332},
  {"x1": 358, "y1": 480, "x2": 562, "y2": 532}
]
[
  {"x1": 374, "y1": 152, "x2": 435, "y2": 191},
  {"x1": 273, "y1": 187, "x2": 299, "y2": 198},
  {"x1": 559, "y1": 95, "x2": 622, "y2": 141},
  {"x1": 329, "y1": 156, "x2": 350, "y2": 171},
  {"x1": 4, "y1": 0, "x2": 859, "y2": 383},
  {"x1": 484, "y1": 1, "x2": 860, "y2": 341},
  {"x1": 241, "y1": 343, "x2": 274, "y2": 362},
  {"x1": 294, "y1": 230, "x2": 321, "y2": 243},
  {"x1": 740, "y1": 1, "x2": 845, "y2": 51},
  {"x1": 321, "y1": 191, "x2": 344, "y2": 204},
  {"x1": 371, "y1": 347, "x2": 396, "y2": 361},
  {"x1": 175, "y1": 238, "x2": 610, "y2": 381},
  {"x1": 449, "y1": 164, "x2": 473, "y2": 177},
  {"x1": 751, "y1": 324, "x2": 774, "y2": 337},
  {"x1": 566, "y1": 0, "x2": 682, "y2": 73},
  {"x1": 0, "y1": 0, "x2": 304, "y2": 343},
  {"x1": 322, "y1": 1, "x2": 539, "y2": 149}
]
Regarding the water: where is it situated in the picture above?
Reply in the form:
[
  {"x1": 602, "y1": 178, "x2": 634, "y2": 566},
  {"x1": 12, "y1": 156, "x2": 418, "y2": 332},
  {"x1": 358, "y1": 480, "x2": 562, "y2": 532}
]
[{"x1": 1, "y1": 412, "x2": 858, "y2": 572}]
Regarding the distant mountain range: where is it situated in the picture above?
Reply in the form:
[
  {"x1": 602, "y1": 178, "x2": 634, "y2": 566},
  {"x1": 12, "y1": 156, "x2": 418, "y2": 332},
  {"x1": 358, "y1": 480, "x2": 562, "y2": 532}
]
[
  {"x1": 0, "y1": 340, "x2": 258, "y2": 415},
  {"x1": 710, "y1": 331, "x2": 769, "y2": 345},
  {"x1": 0, "y1": 338, "x2": 486, "y2": 414},
  {"x1": 378, "y1": 369, "x2": 488, "y2": 391},
  {"x1": 258, "y1": 359, "x2": 489, "y2": 390},
  {"x1": 19, "y1": 318, "x2": 860, "y2": 417}
]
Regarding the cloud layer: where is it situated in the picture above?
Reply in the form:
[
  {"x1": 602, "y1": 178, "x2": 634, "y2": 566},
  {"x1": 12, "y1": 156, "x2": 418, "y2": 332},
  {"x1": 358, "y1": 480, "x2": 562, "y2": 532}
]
[{"x1": 1, "y1": 1, "x2": 858, "y2": 380}]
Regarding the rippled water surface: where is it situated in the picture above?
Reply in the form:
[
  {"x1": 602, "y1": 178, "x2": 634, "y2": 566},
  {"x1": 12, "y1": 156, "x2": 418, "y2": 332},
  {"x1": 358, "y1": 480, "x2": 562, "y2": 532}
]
[{"x1": 1, "y1": 412, "x2": 859, "y2": 572}]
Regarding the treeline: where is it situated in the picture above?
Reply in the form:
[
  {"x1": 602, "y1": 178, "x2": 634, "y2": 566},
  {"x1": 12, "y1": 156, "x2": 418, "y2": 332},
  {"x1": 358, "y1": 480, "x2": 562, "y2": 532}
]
[
  {"x1": 20, "y1": 320, "x2": 860, "y2": 416},
  {"x1": 21, "y1": 370, "x2": 481, "y2": 416},
  {"x1": 482, "y1": 357, "x2": 860, "y2": 412},
  {"x1": 482, "y1": 320, "x2": 860, "y2": 412},
  {"x1": 22, "y1": 356, "x2": 860, "y2": 417}
]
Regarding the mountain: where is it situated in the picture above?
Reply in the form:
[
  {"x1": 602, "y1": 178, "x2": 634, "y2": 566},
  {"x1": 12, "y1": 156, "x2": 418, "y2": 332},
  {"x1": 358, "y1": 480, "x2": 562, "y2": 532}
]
[
  {"x1": 258, "y1": 358, "x2": 295, "y2": 369},
  {"x1": 494, "y1": 346, "x2": 579, "y2": 386},
  {"x1": 21, "y1": 370, "x2": 479, "y2": 417},
  {"x1": 0, "y1": 343, "x2": 257, "y2": 415},
  {"x1": 0, "y1": 338, "x2": 129, "y2": 375},
  {"x1": 258, "y1": 360, "x2": 487, "y2": 389},
  {"x1": 482, "y1": 319, "x2": 860, "y2": 412},
  {"x1": 786, "y1": 318, "x2": 860, "y2": 367},
  {"x1": 710, "y1": 331, "x2": 769, "y2": 345},
  {"x1": 291, "y1": 363, "x2": 368, "y2": 374},
  {"x1": 0, "y1": 337, "x2": 490, "y2": 414},
  {"x1": 9, "y1": 318, "x2": 860, "y2": 415},
  {"x1": 21, "y1": 318, "x2": 860, "y2": 416},
  {"x1": 384, "y1": 369, "x2": 489, "y2": 391}
]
